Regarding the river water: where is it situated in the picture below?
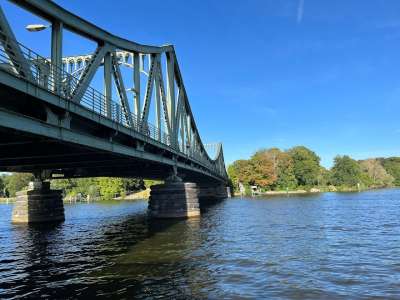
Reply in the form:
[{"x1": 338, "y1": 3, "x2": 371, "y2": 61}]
[{"x1": 1, "y1": 189, "x2": 400, "y2": 299}]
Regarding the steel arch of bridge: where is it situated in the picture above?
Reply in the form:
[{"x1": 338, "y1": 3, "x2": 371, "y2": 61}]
[{"x1": 0, "y1": 0, "x2": 228, "y2": 182}]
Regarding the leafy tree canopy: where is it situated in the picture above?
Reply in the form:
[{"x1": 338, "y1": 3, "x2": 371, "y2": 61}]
[
  {"x1": 359, "y1": 159, "x2": 393, "y2": 187},
  {"x1": 382, "y1": 157, "x2": 400, "y2": 186},
  {"x1": 331, "y1": 155, "x2": 362, "y2": 187},
  {"x1": 287, "y1": 146, "x2": 321, "y2": 186},
  {"x1": 3, "y1": 173, "x2": 34, "y2": 197}
]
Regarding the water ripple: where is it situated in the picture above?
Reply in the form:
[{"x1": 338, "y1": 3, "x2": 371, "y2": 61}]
[{"x1": 0, "y1": 190, "x2": 400, "y2": 298}]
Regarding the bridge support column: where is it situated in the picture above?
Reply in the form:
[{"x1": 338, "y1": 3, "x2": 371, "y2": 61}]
[
  {"x1": 148, "y1": 182, "x2": 200, "y2": 218},
  {"x1": 198, "y1": 184, "x2": 230, "y2": 202},
  {"x1": 12, "y1": 181, "x2": 65, "y2": 224}
]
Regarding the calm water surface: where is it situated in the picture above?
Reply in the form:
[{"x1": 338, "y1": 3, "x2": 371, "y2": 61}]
[{"x1": 1, "y1": 189, "x2": 400, "y2": 299}]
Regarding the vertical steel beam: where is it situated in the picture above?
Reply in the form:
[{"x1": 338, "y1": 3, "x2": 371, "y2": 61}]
[
  {"x1": 154, "y1": 54, "x2": 163, "y2": 140},
  {"x1": 112, "y1": 53, "x2": 133, "y2": 126},
  {"x1": 103, "y1": 51, "x2": 112, "y2": 118},
  {"x1": 156, "y1": 55, "x2": 171, "y2": 139},
  {"x1": 174, "y1": 89, "x2": 184, "y2": 140},
  {"x1": 140, "y1": 54, "x2": 156, "y2": 131},
  {"x1": 133, "y1": 52, "x2": 141, "y2": 127},
  {"x1": 166, "y1": 52, "x2": 176, "y2": 143},
  {"x1": 180, "y1": 112, "x2": 185, "y2": 152},
  {"x1": 186, "y1": 115, "x2": 192, "y2": 155},
  {"x1": 51, "y1": 21, "x2": 63, "y2": 93},
  {"x1": 154, "y1": 67, "x2": 161, "y2": 141}
]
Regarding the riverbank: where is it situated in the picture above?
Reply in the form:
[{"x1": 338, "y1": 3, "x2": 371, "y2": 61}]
[
  {"x1": 0, "y1": 197, "x2": 15, "y2": 203},
  {"x1": 234, "y1": 185, "x2": 396, "y2": 197},
  {"x1": 113, "y1": 189, "x2": 150, "y2": 200}
]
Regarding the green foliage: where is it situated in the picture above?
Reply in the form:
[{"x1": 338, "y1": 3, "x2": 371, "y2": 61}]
[
  {"x1": 143, "y1": 179, "x2": 162, "y2": 188},
  {"x1": 51, "y1": 177, "x2": 144, "y2": 200},
  {"x1": 51, "y1": 178, "x2": 76, "y2": 191},
  {"x1": 272, "y1": 150, "x2": 297, "y2": 189},
  {"x1": 0, "y1": 175, "x2": 5, "y2": 197},
  {"x1": 123, "y1": 178, "x2": 145, "y2": 191},
  {"x1": 317, "y1": 167, "x2": 331, "y2": 186},
  {"x1": 287, "y1": 146, "x2": 321, "y2": 186},
  {"x1": 227, "y1": 146, "x2": 400, "y2": 192},
  {"x1": 382, "y1": 157, "x2": 400, "y2": 186},
  {"x1": 96, "y1": 177, "x2": 125, "y2": 199},
  {"x1": 3, "y1": 173, "x2": 34, "y2": 197},
  {"x1": 331, "y1": 155, "x2": 362, "y2": 187},
  {"x1": 228, "y1": 148, "x2": 298, "y2": 190},
  {"x1": 228, "y1": 159, "x2": 253, "y2": 189}
]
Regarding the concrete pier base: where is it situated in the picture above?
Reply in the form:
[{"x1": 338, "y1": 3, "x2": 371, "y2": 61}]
[
  {"x1": 12, "y1": 181, "x2": 65, "y2": 224},
  {"x1": 148, "y1": 182, "x2": 200, "y2": 218}
]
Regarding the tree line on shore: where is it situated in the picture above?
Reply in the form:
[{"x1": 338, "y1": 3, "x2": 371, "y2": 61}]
[
  {"x1": 2, "y1": 146, "x2": 399, "y2": 198},
  {"x1": 0, "y1": 174, "x2": 149, "y2": 200},
  {"x1": 228, "y1": 146, "x2": 400, "y2": 193}
]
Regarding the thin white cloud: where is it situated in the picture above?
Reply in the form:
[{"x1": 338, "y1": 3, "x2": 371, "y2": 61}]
[{"x1": 297, "y1": 0, "x2": 304, "y2": 24}]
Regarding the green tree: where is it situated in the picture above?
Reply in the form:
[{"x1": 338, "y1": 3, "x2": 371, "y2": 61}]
[
  {"x1": 4, "y1": 173, "x2": 34, "y2": 197},
  {"x1": 122, "y1": 178, "x2": 145, "y2": 192},
  {"x1": 268, "y1": 149, "x2": 297, "y2": 189},
  {"x1": 51, "y1": 177, "x2": 143, "y2": 200},
  {"x1": 382, "y1": 157, "x2": 400, "y2": 186},
  {"x1": 317, "y1": 167, "x2": 331, "y2": 186},
  {"x1": 144, "y1": 180, "x2": 163, "y2": 188},
  {"x1": 287, "y1": 146, "x2": 321, "y2": 186},
  {"x1": 51, "y1": 178, "x2": 78, "y2": 195},
  {"x1": 331, "y1": 155, "x2": 361, "y2": 187},
  {"x1": 96, "y1": 177, "x2": 125, "y2": 199},
  {"x1": 0, "y1": 176, "x2": 5, "y2": 197},
  {"x1": 228, "y1": 159, "x2": 253, "y2": 187},
  {"x1": 72, "y1": 178, "x2": 98, "y2": 197}
]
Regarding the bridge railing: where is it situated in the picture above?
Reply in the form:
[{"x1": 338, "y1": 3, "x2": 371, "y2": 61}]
[
  {"x1": 0, "y1": 30, "x2": 225, "y2": 177},
  {"x1": 0, "y1": 30, "x2": 170, "y2": 141}
]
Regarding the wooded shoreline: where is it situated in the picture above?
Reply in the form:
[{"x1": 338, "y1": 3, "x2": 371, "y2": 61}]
[{"x1": 228, "y1": 146, "x2": 400, "y2": 194}]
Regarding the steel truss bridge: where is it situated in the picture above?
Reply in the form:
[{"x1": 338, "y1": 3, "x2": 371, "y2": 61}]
[{"x1": 0, "y1": 0, "x2": 228, "y2": 185}]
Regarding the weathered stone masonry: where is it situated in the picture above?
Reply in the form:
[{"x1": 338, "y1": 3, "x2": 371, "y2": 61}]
[{"x1": 12, "y1": 181, "x2": 65, "y2": 224}]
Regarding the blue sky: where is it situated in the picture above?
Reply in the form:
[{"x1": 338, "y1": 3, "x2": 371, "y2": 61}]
[{"x1": 3, "y1": 0, "x2": 400, "y2": 168}]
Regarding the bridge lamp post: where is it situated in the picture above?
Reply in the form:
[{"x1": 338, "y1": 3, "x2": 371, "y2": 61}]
[{"x1": 26, "y1": 23, "x2": 63, "y2": 93}]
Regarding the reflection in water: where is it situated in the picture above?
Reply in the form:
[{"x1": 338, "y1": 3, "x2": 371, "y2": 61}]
[{"x1": 1, "y1": 190, "x2": 400, "y2": 299}]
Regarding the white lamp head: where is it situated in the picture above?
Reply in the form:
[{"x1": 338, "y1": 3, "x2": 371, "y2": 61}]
[{"x1": 25, "y1": 24, "x2": 49, "y2": 32}]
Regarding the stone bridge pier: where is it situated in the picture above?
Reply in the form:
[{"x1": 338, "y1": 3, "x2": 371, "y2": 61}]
[
  {"x1": 12, "y1": 180, "x2": 65, "y2": 224},
  {"x1": 148, "y1": 175, "x2": 230, "y2": 219},
  {"x1": 11, "y1": 179, "x2": 230, "y2": 223},
  {"x1": 11, "y1": 180, "x2": 230, "y2": 223}
]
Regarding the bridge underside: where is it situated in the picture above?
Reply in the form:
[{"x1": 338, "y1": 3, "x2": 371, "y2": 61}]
[
  {"x1": 0, "y1": 125, "x2": 220, "y2": 184},
  {"x1": 0, "y1": 78, "x2": 223, "y2": 185},
  {"x1": 0, "y1": 127, "x2": 165, "y2": 179}
]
